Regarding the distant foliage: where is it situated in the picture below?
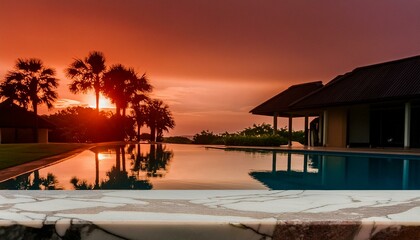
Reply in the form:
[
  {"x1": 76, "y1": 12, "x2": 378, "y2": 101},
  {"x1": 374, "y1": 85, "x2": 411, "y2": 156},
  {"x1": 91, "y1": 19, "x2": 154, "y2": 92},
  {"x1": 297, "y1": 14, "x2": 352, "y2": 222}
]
[
  {"x1": 163, "y1": 136, "x2": 192, "y2": 144},
  {"x1": 224, "y1": 135, "x2": 287, "y2": 146},
  {"x1": 192, "y1": 130, "x2": 224, "y2": 144},
  {"x1": 239, "y1": 123, "x2": 274, "y2": 136},
  {"x1": 139, "y1": 133, "x2": 152, "y2": 141},
  {"x1": 45, "y1": 107, "x2": 135, "y2": 142},
  {"x1": 292, "y1": 130, "x2": 305, "y2": 144},
  {"x1": 187, "y1": 123, "x2": 304, "y2": 146}
]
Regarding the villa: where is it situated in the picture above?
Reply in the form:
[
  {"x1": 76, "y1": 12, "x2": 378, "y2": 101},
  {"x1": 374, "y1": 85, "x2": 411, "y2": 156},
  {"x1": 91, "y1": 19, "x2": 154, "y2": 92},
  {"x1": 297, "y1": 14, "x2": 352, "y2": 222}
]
[
  {"x1": 251, "y1": 55, "x2": 420, "y2": 148},
  {"x1": 0, "y1": 99, "x2": 53, "y2": 143}
]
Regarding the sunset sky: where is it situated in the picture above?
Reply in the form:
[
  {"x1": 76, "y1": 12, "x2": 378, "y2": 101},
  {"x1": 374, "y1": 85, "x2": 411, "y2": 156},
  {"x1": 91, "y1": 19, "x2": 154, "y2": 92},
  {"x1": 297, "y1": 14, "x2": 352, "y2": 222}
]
[{"x1": 1, "y1": 1, "x2": 420, "y2": 136}]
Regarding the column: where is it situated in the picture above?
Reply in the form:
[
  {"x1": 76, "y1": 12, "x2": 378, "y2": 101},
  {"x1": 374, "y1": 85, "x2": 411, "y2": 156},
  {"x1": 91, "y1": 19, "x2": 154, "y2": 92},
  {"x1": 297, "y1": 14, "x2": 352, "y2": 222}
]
[
  {"x1": 273, "y1": 112, "x2": 278, "y2": 135},
  {"x1": 404, "y1": 102, "x2": 411, "y2": 148},
  {"x1": 304, "y1": 115, "x2": 309, "y2": 146},
  {"x1": 323, "y1": 110, "x2": 328, "y2": 147},
  {"x1": 303, "y1": 154, "x2": 308, "y2": 173},
  {"x1": 287, "y1": 152, "x2": 291, "y2": 172},
  {"x1": 288, "y1": 116, "x2": 293, "y2": 146}
]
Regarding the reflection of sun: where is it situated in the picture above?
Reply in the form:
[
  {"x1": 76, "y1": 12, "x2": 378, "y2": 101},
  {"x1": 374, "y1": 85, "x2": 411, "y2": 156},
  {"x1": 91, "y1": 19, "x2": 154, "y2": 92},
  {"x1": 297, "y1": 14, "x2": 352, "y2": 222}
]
[
  {"x1": 85, "y1": 94, "x2": 115, "y2": 109},
  {"x1": 98, "y1": 153, "x2": 108, "y2": 160}
]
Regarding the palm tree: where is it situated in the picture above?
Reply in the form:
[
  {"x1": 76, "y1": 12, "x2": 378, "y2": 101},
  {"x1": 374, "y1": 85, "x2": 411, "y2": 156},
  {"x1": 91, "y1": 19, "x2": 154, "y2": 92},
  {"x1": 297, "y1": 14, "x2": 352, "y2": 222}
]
[
  {"x1": 103, "y1": 64, "x2": 152, "y2": 117},
  {"x1": 0, "y1": 58, "x2": 59, "y2": 142},
  {"x1": 142, "y1": 99, "x2": 175, "y2": 142},
  {"x1": 66, "y1": 51, "x2": 106, "y2": 113},
  {"x1": 131, "y1": 93, "x2": 150, "y2": 141}
]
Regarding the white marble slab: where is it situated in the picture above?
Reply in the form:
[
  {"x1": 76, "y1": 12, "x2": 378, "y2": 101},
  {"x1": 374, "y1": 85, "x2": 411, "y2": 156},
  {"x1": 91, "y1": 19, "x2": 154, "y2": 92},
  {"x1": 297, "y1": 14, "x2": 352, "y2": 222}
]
[{"x1": 0, "y1": 190, "x2": 418, "y2": 239}]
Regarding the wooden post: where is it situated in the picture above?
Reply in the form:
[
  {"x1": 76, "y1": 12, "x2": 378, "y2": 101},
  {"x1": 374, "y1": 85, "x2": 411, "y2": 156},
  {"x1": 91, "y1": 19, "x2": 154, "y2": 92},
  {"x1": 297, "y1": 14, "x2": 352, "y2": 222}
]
[
  {"x1": 273, "y1": 112, "x2": 278, "y2": 135},
  {"x1": 288, "y1": 116, "x2": 293, "y2": 146},
  {"x1": 304, "y1": 115, "x2": 309, "y2": 146},
  {"x1": 323, "y1": 110, "x2": 328, "y2": 147}
]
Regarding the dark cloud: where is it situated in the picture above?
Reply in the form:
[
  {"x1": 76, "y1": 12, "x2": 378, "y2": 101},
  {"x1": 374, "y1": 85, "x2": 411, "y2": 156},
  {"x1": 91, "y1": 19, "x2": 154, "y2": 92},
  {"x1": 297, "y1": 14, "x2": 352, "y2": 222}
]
[
  {"x1": 2, "y1": 0, "x2": 420, "y2": 84},
  {"x1": 1, "y1": 1, "x2": 420, "y2": 134}
]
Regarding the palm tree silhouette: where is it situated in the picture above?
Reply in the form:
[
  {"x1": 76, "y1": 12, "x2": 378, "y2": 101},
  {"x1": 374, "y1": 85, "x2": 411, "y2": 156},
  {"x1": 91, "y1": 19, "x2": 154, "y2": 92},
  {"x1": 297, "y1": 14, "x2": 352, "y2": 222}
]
[
  {"x1": 0, "y1": 58, "x2": 59, "y2": 142},
  {"x1": 103, "y1": 64, "x2": 152, "y2": 117},
  {"x1": 131, "y1": 94, "x2": 150, "y2": 141},
  {"x1": 66, "y1": 51, "x2": 106, "y2": 113},
  {"x1": 141, "y1": 99, "x2": 175, "y2": 142}
]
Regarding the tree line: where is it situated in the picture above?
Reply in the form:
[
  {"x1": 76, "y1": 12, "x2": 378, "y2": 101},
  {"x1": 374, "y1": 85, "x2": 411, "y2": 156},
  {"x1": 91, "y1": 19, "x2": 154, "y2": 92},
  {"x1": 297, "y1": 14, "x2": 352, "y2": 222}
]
[
  {"x1": 0, "y1": 51, "x2": 174, "y2": 142},
  {"x1": 164, "y1": 123, "x2": 305, "y2": 146}
]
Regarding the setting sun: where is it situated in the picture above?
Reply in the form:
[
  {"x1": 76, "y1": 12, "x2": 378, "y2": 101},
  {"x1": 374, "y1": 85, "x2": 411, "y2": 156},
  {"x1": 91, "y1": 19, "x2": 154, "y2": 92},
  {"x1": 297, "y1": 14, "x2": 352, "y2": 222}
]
[{"x1": 84, "y1": 94, "x2": 115, "y2": 110}]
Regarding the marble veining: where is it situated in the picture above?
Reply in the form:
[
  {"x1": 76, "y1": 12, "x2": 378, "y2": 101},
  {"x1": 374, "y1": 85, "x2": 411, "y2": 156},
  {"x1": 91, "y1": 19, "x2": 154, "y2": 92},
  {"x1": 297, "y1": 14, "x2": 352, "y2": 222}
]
[{"x1": 0, "y1": 190, "x2": 418, "y2": 239}]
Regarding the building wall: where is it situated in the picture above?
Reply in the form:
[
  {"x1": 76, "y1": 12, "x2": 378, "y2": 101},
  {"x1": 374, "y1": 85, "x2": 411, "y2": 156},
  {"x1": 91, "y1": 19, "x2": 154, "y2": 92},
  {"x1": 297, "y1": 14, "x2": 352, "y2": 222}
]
[
  {"x1": 348, "y1": 105, "x2": 370, "y2": 146},
  {"x1": 38, "y1": 129, "x2": 48, "y2": 143},
  {"x1": 0, "y1": 128, "x2": 48, "y2": 143},
  {"x1": 0, "y1": 128, "x2": 15, "y2": 143},
  {"x1": 326, "y1": 108, "x2": 347, "y2": 147}
]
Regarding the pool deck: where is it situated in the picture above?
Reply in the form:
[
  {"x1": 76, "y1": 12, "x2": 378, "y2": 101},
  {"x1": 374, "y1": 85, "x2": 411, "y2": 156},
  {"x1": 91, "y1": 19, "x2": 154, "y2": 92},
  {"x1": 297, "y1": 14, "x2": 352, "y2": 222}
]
[{"x1": 0, "y1": 190, "x2": 419, "y2": 239}]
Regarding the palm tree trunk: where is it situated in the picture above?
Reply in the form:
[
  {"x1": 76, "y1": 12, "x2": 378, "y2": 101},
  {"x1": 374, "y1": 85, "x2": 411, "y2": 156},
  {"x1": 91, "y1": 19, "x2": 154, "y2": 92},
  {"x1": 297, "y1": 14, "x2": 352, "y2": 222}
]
[
  {"x1": 150, "y1": 125, "x2": 156, "y2": 142},
  {"x1": 95, "y1": 90, "x2": 100, "y2": 114},
  {"x1": 137, "y1": 123, "x2": 141, "y2": 141},
  {"x1": 33, "y1": 102, "x2": 39, "y2": 143},
  {"x1": 116, "y1": 106, "x2": 121, "y2": 117}
]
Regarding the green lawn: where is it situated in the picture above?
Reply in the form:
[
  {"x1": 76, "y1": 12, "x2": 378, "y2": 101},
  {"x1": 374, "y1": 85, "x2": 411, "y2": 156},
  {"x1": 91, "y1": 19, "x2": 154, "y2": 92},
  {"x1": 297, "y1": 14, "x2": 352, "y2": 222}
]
[{"x1": 0, "y1": 143, "x2": 88, "y2": 170}]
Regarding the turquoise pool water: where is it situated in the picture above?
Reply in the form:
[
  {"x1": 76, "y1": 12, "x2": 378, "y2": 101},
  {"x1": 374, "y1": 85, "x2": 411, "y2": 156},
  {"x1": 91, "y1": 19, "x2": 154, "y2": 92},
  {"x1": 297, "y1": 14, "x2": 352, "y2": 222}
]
[{"x1": 1, "y1": 143, "x2": 419, "y2": 190}]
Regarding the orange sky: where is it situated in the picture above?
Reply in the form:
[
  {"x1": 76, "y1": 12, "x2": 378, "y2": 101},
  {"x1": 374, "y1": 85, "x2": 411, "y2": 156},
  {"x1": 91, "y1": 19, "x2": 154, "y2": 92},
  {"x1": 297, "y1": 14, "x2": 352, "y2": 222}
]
[{"x1": 1, "y1": 1, "x2": 420, "y2": 136}]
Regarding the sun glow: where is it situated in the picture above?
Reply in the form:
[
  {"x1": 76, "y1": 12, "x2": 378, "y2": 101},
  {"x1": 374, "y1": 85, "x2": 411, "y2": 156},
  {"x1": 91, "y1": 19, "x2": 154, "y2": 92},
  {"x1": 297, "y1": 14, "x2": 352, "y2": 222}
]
[
  {"x1": 84, "y1": 94, "x2": 115, "y2": 110},
  {"x1": 97, "y1": 153, "x2": 109, "y2": 161}
]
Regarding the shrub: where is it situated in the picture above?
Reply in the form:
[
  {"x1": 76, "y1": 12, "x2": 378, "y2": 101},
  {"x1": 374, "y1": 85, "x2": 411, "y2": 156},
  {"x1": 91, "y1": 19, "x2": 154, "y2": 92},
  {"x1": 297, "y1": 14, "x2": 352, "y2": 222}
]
[
  {"x1": 224, "y1": 135, "x2": 287, "y2": 146},
  {"x1": 292, "y1": 130, "x2": 305, "y2": 144},
  {"x1": 163, "y1": 136, "x2": 193, "y2": 144},
  {"x1": 192, "y1": 130, "x2": 224, "y2": 144}
]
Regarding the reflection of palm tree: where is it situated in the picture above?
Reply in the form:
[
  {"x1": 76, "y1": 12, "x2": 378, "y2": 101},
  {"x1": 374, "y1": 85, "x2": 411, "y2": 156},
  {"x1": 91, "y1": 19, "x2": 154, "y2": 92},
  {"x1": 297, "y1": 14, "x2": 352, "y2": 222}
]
[
  {"x1": 142, "y1": 144, "x2": 173, "y2": 178},
  {"x1": 0, "y1": 172, "x2": 34, "y2": 190},
  {"x1": 122, "y1": 146, "x2": 126, "y2": 172},
  {"x1": 130, "y1": 144, "x2": 145, "y2": 173},
  {"x1": 90, "y1": 147, "x2": 102, "y2": 189},
  {"x1": 31, "y1": 170, "x2": 41, "y2": 190},
  {"x1": 0, "y1": 58, "x2": 59, "y2": 142},
  {"x1": 0, "y1": 171, "x2": 60, "y2": 190},
  {"x1": 41, "y1": 173, "x2": 59, "y2": 190},
  {"x1": 97, "y1": 145, "x2": 152, "y2": 189},
  {"x1": 66, "y1": 51, "x2": 106, "y2": 114},
  {"x1": 70, "y1": 177, "x2": 94, "y2": 190},
  {"x1": 116, "y1": 146, "x2": 121, "y2": 171},
  {"x1": 72, "y1": 144, "x2": 153, "y2": 190},
  {"x1": 100, "y1": 167, "x2": 152, "y2": 189},
  {"x1": 95, "y1": 152, "x2": 100, "y2": 188}
]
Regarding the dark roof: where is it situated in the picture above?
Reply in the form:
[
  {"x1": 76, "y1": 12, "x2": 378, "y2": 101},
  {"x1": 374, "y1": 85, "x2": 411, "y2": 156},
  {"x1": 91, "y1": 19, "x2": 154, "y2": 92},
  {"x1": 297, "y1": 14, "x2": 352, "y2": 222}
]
[
  {"x1": 250, "y1": 81, "x2": 323, "y2": 116},
  {"x1": 0, "y1": 99, "x2": 55, "y2": 129},
  {"x1": 292, "y1": 55, "x2": 420, "y2": 109}
]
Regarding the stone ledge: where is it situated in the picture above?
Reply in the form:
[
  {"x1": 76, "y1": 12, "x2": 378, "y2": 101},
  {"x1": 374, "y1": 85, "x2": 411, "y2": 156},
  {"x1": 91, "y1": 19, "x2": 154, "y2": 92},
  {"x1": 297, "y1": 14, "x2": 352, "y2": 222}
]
[{"x1": 0, "y1": 190, "x2": 419, "y2": 239}]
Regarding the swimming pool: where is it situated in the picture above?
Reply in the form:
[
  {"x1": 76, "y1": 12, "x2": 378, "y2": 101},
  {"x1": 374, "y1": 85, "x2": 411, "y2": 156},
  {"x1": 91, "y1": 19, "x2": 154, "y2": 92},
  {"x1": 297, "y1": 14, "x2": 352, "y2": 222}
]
[{"x1": 1, "y1": 143, "x2": 419, "y2": 190}]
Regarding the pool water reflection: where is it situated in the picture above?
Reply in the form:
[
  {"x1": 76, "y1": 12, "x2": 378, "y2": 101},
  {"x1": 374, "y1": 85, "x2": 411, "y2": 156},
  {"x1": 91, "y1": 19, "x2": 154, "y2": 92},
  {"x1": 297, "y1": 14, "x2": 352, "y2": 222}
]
[{"x1": 1, "y1": 144, "x2": 420, "y2": 190}]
